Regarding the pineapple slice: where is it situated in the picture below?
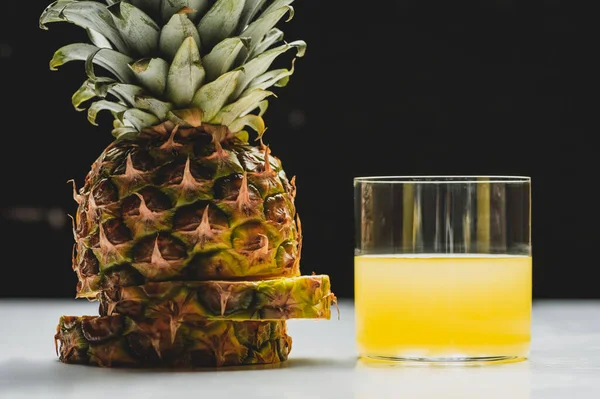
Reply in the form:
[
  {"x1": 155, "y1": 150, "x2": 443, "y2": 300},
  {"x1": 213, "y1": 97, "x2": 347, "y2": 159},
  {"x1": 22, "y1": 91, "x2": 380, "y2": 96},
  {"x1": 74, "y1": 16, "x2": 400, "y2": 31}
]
[
  {"x1": 98, "y1": 275, "x2": 334, "y2": 320},
  {"x1": 55, "y1": 315, "x2": 291, "y2": 367}
]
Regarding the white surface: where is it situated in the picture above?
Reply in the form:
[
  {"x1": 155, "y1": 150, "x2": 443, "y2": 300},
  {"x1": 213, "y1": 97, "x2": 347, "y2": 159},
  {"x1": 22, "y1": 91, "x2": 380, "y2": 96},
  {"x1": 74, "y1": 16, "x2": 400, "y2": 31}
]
[{"x1": 0, "y1": 299, "x2": 599, "y2": 399}]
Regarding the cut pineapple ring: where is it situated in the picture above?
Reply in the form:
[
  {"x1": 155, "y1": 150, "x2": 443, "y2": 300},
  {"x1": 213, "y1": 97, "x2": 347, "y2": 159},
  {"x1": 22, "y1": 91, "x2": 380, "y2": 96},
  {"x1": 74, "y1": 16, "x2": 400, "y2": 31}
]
[{"x1": 98, "y1": 275, "x2": 334, "y2": 320}]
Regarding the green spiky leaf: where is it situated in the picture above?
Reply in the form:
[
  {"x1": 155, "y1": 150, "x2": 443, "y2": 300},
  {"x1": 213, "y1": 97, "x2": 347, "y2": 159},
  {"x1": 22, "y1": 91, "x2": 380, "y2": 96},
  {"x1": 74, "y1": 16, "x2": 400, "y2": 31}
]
[
  {"x1": 192, "y1": 70, "x2": 242, "y2": 121},
  {"x1": 72, "y1": 80, "x2": 98, "y2": 111},
  {"x1": 161, "y1": 0, "x2": 212, "y2": 23},
  {"x1": 88, "y1": 100, "x2": 128, "y2": 126},
  {"x1": 134, "y1": 96, "x2": 173, "y2": 119},
  {"x1": 257, "y1": 99, "x2": 268, "y2": 116},
  {"x1": 112, "y1": 126, "x2": 139, "y2": 140},
  {"x1": 40, "y1": 1, "x2": 129, "y2": 53},
  {"x1": 122, "y1": 108, "x2": 159, "y2": 131},
  {"x1": 90, "y1": 80, "x2": 114, "y2": 98},
  {"x1": 262, "y1": 0, "x2": 294, "y2": 16},
  {"x1": 233, "y1": 40, "x2": 305, "y2": 97},
  {"x1": 240, "y1": 6, "x2": 293, "y2": 56},
  {"x1": 253, "y1": 28, "x2": 284, "y2": 55},
  {"x1": 235, "y1": 130, "x2": 250, "y2": 143},
  {"x1": 108, "y1": 2, "x2": 160, "y2": 57},
  {"x1": 108, "y1": 84, "x2": 146, "y2": 106},
  {"x1": 211, "y1": 88, "x2": 274, "y2": 126},
  {"x1": 197, "y1": 0, "x2": 245, "y2": 50},
  {"x1": 51, "y1": 43, "x2": 135, "y2": 83},
  {"x1": 238, "y1": 0, "x2": 268, "y2": 31},
  {"x1": 203, "y1": 37, "x2": 248, "y2": 82},
  {"x1": 167, "y1": 108, "x2": 203, "y2": 127},
  {"x1": 160, "y1": 13, "x2": 202, "y2": 60},
  {"x1": 228, "y1": 114, "x2": 265, "y2": 134},
  {"x1": 129, "y1": 58, "x2": 169, "y2": 97},
  {"x1": 242, "y1": 59, "x2": 294, "y2": 95},
  {"x1": 85, "y1": 48, "x2": 121, "y2": 83},
  {"x1": 126, "y1": 0, "x2": 161, "y2": 21},
  {"x1": 86, "y1": 28, "x2": 112, "y2": 49},
  {"x1": 166, "y1": 37, "x2": 206, "y2": 107},
  {"x1": 41, "y1": 0, "x2": 307, "y2": 134}
]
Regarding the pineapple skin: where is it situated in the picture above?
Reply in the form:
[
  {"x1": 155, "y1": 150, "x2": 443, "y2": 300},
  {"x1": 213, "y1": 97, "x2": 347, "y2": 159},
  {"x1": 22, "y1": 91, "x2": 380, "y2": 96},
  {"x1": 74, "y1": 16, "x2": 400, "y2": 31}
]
[
  {"x1": 41, "y1": 1, "x2": 335, "y2": 368},
  {"x1": 73, "y1": 123, "x2": 302, "y2": 299},
  {"x1": 55, "y1": 315, "x2": 292, "y2": 368},
  {"x1": 98, "y1": 275, "x2": 333, "y2": 320}
]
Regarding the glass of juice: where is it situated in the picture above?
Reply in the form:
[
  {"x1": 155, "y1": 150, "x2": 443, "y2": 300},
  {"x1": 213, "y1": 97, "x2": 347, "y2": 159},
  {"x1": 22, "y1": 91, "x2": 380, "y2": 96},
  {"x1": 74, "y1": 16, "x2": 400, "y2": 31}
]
[{"x1": 354, "y1": 176, "x2": 531, "y2": 365}]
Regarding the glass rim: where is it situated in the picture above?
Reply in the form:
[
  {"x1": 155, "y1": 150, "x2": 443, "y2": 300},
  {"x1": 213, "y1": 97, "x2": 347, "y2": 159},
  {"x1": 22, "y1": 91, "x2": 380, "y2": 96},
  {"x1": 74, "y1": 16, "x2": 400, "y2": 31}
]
[{"x1": 353, "y1": 175, "x2": 531, "y2": 184}]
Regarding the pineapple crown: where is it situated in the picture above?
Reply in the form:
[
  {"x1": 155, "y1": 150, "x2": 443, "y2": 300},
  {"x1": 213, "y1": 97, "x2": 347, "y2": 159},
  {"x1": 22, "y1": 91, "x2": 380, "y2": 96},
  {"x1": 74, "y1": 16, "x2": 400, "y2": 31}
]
[{"x1": 40, "y1": 0, "x2": 305, "y2": 141}]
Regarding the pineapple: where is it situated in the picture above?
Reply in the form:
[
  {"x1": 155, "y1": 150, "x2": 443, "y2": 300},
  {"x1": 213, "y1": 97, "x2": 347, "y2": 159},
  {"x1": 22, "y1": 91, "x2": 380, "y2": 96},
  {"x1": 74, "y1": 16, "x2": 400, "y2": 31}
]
[
  {"x1": 55, "y1": 315, "x2": 291, "y2": 367},
  {"x1": 40, "y1": 0, "x2": 306, "y2": 299},
  {"x1": 98, "y1": 275, "x2": 333, "y2": 320},
  {"x1": 41, "y1": 0, "x2": 334, "y2": 367}
]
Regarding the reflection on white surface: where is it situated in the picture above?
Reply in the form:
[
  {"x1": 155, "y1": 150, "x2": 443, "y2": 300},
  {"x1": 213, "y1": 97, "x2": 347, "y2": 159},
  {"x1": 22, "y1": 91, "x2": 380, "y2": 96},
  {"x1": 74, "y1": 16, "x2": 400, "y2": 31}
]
[{"x1": 353, "y1": 359, "x2": 531, "y2": 399}]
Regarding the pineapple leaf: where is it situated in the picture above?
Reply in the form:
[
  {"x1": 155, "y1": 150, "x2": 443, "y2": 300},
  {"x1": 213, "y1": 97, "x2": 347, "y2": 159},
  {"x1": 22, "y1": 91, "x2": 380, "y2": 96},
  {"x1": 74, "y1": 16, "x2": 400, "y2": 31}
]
[
  {"x1": 108, "y1": 84, "x2": 146, "y2": 106},
  {"x1": 85, "y1": 48, "x2": 122, "y2": 83},
  {"x1": 134, "y1": 96, "x2": 174, "y2": 119},
  {"x1": 40, "y1": 1, "x2": 129, "y2": 53},
  {"x1": 86, "y1": 28, "x2": 113, "y2": 49},
  {"x1": 108, "y1": 2, "x2": 160, "y2": 57},
  {"x1": 122, "y1": 109, "x2": 160, "y2": 131},
  {"x1": 203, "y1": 38, "x2": 248, "y2": 82},
  {"x1": 91, "y1": 80, "x2": 115, "y2": 98},
  {"x1": 126, "y1": 0, "x2": 162, "y2": 22},
  {"x1": 166, "y1": 37, "x2": 206, "y2": 107},
  {"x1": 211, "y1": 88, "x2": 274, "y2": 125},
  {"x1": 238, "y1": 0, "x2": 268, "y2": 31},
  {"x1": 72, "y1": 80, "x2": 98, "y2": 111},
  {"x1": 235, "y1": 130, "x2": 250, "y2": 143},
  {"x1": 240, "y1": 6, "x2": 293, "y2": 56},
  {"x1": 253, "y1": 28, "x2": 284, "y2": 55},
  {"x1": 129, "y1": 58, "x2": 169, "y2": 97},
  {"x1": 262, "y1": 0, "x2": 294, "y2": 16},
  {"x1": 167, "y1": 108, "x2": 204, "y2": 127},
  {"x1": 112, "y1": 126, "x2": 140, "y2": 140},
  {"x1": 51, "y1": 43, "x2": 135, "y2": 83},
  {"x1": 228, "y1": 114, "x2": 265, "y2": 134},
  {"x1": 233, "y1": 40, "x2": 305, "y2": 98},
  {"x1": 257, "y1": 99, "x2": 268, "y2": 116},
  {"x1": 161, "y1": 0, "x2": 212, "y2": 23},
  {"x1": 160, "y1": 13, "x2": 202, "y2": 61},
  {"x1": 88, "y1": 100, "x2": 128, "y2": 126},
  {"x1": 192, "y1": 70, "x2": 242, "y2": 121},
  {"x1": 242, "y1": 58, "x2": 294, "y2": 95},
  {"x1": 197, "y1": 0, "x2": 246, "y2": 50}
]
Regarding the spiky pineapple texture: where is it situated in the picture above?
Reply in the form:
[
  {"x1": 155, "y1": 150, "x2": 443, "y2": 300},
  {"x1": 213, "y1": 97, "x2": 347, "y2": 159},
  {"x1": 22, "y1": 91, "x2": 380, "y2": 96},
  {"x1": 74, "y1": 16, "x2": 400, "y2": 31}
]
[
  {"x1": 39, "y1": 1, "x2": 309, "y2": 299},
  {"x1": 40, "y1": 0, "x2": 304, "y2": 138},
  {"x1": 41, "y1": 1, "x2": 332, "y2": 368},
  {"x1": 98, "y1": 275, "x2": 333, "y2": 320},
  {"x1": 55, "y1": 315, "x2": 291, "y2": 367},
  {"x1": 69, "y1": 123, "x2": 302, "y2": 298}
]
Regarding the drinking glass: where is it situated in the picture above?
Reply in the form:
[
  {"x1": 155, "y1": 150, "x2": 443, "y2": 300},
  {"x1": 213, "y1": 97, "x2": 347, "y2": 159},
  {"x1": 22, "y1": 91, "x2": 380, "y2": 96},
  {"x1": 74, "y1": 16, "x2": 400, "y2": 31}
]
[{"x1": 354, "y1": 176, "x2": 531, "y2": 364}]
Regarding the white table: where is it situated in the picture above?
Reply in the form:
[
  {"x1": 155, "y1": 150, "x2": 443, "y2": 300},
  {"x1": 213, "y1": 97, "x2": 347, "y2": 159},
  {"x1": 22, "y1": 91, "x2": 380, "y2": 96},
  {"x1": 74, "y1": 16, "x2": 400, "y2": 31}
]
[{"x1": 0, "y1": 300, "x2": 598, "y2": 399}]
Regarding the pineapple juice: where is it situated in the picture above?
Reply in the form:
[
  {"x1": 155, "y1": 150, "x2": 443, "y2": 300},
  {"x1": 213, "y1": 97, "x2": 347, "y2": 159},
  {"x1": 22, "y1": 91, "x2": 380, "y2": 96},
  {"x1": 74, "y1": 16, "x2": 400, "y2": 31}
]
[{"x1": 355, "y1": 255, "x2": 532, "y2": 360}]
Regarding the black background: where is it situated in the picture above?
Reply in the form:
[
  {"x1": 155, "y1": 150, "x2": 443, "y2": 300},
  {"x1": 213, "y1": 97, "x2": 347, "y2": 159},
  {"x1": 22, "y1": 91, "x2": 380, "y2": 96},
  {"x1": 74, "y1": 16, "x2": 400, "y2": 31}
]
[{"x1": 0, "y1": 1, "x2": 596, "y2": 299}]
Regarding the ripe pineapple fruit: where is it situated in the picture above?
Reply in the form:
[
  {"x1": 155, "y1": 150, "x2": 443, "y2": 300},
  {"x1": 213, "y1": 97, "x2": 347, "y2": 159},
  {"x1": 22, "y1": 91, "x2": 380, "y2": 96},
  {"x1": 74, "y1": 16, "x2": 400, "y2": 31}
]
[{"x1": 41, "y1": 0, "x2": 334, "y2": 367}]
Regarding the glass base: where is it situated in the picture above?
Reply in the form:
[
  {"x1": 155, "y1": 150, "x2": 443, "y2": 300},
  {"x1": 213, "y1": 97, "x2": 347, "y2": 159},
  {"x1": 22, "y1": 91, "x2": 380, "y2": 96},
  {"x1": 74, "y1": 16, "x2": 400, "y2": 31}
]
[{"x1": 361, "y1": 355, "x2": 527, "y2": 366}]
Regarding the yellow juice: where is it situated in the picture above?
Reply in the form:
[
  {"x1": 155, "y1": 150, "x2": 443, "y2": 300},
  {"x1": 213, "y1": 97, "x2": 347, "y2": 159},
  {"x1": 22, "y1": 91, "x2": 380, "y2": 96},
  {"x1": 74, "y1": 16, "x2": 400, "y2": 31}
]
[{"x1": 355, "y1": 255, "x2": 532, "y2": 360}]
